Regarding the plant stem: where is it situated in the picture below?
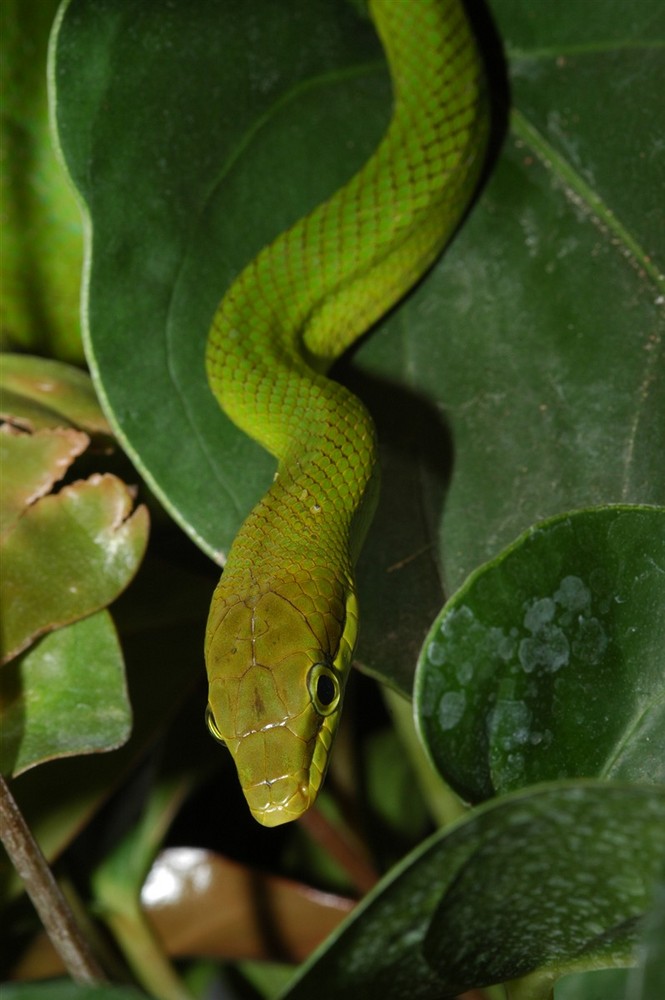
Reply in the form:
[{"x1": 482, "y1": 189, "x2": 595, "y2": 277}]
[
  {"x1": 505, "y1": 969, "x2": 556, "y2": 1000},
  {"x1": 0, "y1": 773, "x2": 106, "y2": 983},
  {"x1": 298, "y1": 805, "x2": 379, "y2": 895},
  {"x1": 383, "y1": 687, "x2": 468, "y2": 828},
  {"x1": 102, "y1": 905, "x2": 195, "y2": 1000}
]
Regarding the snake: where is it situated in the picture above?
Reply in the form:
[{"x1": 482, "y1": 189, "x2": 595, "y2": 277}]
[{"x1": 204, "y1": 0, "x2": 488, "y2": 826}]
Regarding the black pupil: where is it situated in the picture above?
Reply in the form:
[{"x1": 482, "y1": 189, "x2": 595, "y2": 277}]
[{"x1": 316, "y1": 673, "x2": 336, "y2": 707}]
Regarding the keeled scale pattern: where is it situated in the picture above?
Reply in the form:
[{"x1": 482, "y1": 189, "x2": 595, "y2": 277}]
[{"x1": 205, "y1": 0, "x2": 488, "y2": 826}]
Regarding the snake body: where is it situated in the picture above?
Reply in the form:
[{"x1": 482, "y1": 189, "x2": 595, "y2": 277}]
[{"x1": 205, "y1": 0, "x2": 487, "y2": 826}]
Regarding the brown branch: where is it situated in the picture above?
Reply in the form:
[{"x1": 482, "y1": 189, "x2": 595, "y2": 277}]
[{"x1": 0, "y1": 773, "x2": 107, "y2": 984}]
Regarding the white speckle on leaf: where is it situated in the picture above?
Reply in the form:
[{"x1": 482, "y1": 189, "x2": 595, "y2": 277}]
[
  {"x1": 456, "y1": 660, "x2": 474, "y2": 685},
  {"x1": 437, "y1": 690, "x2": 466, "y2": 731},
  {"x1": 554, "y1": 575, "x2": 591, "y2": 614},
  {"x1": 523, "y1": 597, "x2": 556, "y2": 632},
  {"x1": 428, "y1": 641, "x2": 445, "y2": 666},
  {"x1": 519, "y1": 630, "x2": 570, "y2": 673}
]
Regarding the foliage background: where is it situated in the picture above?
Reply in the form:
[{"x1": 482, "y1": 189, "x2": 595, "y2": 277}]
[{"x1": 1, "y1": 0, "x2": 663, "y2": 998}]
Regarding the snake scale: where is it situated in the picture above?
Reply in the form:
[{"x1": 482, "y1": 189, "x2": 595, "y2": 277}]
[{"x1": 204, "y1": 0, "x2": 488, "y2": 826}]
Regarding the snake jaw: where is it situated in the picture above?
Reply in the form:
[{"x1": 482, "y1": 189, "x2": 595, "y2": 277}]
[
  {"x1": 231, "y1": 713, "x2": 339, "y2": 827},
  {"x1": 245, "y1": 770, "x2": 313, "y2": 828}
]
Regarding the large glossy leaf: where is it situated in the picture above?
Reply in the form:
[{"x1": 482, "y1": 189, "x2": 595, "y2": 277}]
[
  {"x1": 52, "y1": 0, "x2": 665, "y2": 701},
  {"x1": 626, "y1": 881, "x2": 665, "y2": 1000},
  {"x1": 51, "y1": 0, "x2": 386, "y2": 556},
  {"x1": 282, "y1": 782, "x2": 665, "y2": 1000},
  {"x1": 414, "y1": 505, "x2": 665, "y2": 804},
  {"x1": 534, "y1": 881, "x2": 665, "y2": 1000}
]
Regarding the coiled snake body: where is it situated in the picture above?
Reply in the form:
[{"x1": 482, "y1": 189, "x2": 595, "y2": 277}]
[{"x1": 205, "y1": 0, "x2": 488, "y2": 826}]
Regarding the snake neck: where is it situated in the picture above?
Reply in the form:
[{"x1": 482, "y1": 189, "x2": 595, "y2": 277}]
[
  {"x1": 206, "y1": 0, "x2": 487, "y2": 516},
  {"x1": 220, "y1": 386, "x2": 378, "y2": 582}
]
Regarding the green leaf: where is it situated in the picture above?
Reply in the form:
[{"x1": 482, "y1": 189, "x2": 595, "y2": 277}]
[
  {"x1": 0, "y1": 354, "x2": 148, "y2": 664},
  {"x1": 0, "y1": 466, "x2": 149, "y2": 663},
  {"x1": 414, "y1": 505, "x2": 665, "y2": 804},
  {"x1": 0, "y1": 354, "x2": 112, "y2": 435},
  {"x1": 0, "y1": 353, "x2": 150, "y2": 780},
  {"x1": 626, "y1": 880, "x2": 665, "y2": 1000},
  {"x1": 51, "y1": 0, "x2": 665, "y2": 700},
  {"x1": 0, "y1": 423, "x2": 88, "y2": 535},
  {"x1": 0, "y1": 610, "x2": 131, "y2": 776},
  {"x1": 2, "y1": 554, "x2": 212, "y2": 894},
  {"x1": 282, "y1": 783, "x2": 665, "y2": 1000},
  {"x1": 239, "y1": 962, "x2": 297, "y2": 1000},
  {"x1": 553, "y1": 880, "x2": 665, "y2": 999},
  {"x1": 555, "y1": 968, "x2": 632, "y2": 1000},
  {"x1": 51, "y1": 0, "x2": 386, "y2": 558},
  {"x1": 0, "y1": 0, "x2": 85, "y2": 363}
]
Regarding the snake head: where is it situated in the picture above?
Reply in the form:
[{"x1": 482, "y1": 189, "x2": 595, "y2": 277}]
[{"x1": 205, "y1": 572, "x2": 358, "y2": 827}]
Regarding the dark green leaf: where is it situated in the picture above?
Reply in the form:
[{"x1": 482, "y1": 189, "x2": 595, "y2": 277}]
[
  {"x1": 415, "y1": 505, "x2": 665, "y2": 804},
  {"x1": 282, "y1": 783, "x2": 665, "y2": 1000},
  {"x1": 555, "y1": 968, "x2": 632, "y2": 1000},
  {"x1": 52, "y1": 0, "x2": 385, "y2": 561},
  {"x1": 626, "y1": 880, "x2": 665, "y2": 1000},
  {"x1": 51, "y1": 0, "x2": 664, "y2": 701},
  {"x1": 553, "y1": 881, "x2": 665, "y2": 999}
]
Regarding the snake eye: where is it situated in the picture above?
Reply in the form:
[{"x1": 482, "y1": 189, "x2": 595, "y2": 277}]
[
  {"x1": 308, "y1": 663, "x2": 341, "y2": 716},
  {"x1": 205, "y1": 703, "x2": 226, "y2": 746}
]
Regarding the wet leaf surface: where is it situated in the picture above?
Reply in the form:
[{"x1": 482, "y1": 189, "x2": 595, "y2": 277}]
[
  {"x1": 415, "y1": 505, "x2": 665, "y2": 802},
  {"x1": 283, "y1": 783, "x2": 665, "y2": 1000}
]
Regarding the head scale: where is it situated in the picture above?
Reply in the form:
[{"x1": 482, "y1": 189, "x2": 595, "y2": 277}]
[{"x1": 205, "y1": 573, "x2": 358, "y2": 826}]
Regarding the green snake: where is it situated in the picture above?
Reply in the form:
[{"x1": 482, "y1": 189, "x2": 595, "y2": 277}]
[{"x1": 204, "y1": 0, "x2": 488, "y2": 826}]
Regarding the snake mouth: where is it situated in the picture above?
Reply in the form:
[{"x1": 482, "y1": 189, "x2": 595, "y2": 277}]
[{"x1": 244, "y1": 771, "x2": 313, "y2": 827}]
